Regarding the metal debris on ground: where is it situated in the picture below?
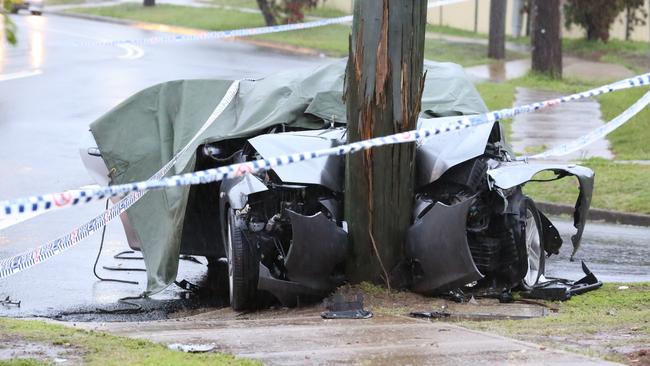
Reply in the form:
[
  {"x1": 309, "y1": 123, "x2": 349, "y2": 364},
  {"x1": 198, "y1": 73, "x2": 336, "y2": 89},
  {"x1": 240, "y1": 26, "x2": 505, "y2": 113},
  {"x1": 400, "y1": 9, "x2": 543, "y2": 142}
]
[
  {"x1": 524, "y1": 262, "x2": 603, "y2": 301},
  {"x1": 444, "y1": 289, "x2": 466, "y2": 303},
  {"x1": 409, "y1": 311, "x2": 451, "y2": 319},
  {"x1": 0, "y1": 296, "x2": 20, "y2": 307},
  {"x1": 321, "y1": 294, "x2": 372, "y2": 320},
  {"x1": 168, "y1": 343, "x2": 216, "y2": 353}
]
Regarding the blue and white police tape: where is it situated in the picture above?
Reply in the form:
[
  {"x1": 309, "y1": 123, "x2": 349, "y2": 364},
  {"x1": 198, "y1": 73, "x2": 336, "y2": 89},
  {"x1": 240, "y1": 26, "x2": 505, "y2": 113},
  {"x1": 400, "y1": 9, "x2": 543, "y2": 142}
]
[
  {"x1": 77, "y1": 0, "x2": 468, "y2": 47},
  {"x1": 0, "y1": 79, "x2": 241, "y2": 280},
  {"x1": 529, "y1": 90, "x2": 650, "y2": 160},
  {"x1": 2, "y1": 72, "x2": 650, "y2": 280},
  {"x1": 2, "y1": 71, "x2": 650, "y2": 222}
]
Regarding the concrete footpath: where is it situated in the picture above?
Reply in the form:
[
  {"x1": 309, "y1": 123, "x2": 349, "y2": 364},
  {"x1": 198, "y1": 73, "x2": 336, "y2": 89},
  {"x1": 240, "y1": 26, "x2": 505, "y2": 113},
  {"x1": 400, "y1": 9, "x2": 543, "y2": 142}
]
[{"x1": 72, "y1": 309, "x2": 618, "y2": 365}]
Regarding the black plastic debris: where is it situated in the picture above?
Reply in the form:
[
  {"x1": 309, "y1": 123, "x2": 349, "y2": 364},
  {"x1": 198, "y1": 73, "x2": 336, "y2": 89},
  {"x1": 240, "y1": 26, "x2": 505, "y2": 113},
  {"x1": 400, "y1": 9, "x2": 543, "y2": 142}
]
[
  {"x1": 409, "y1": 311, "x2": 451, "y2": 319},
  {"x1": 0, "y1": 296, "x2": 20, "y2": 307},
  {"x1": 321, "y1": 294, "x2": 372, "y2": 319},
  {"x1": 525, "y1": 261, "x2": 603, "y2": 301}
]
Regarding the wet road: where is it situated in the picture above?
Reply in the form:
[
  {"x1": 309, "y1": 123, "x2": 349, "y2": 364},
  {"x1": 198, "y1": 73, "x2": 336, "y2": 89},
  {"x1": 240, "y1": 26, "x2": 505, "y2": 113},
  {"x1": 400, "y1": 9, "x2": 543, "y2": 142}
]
[
  {"x1": 0, "y1": 13, "x2": 327, "y2": 317},
  {"x1": 546, "y1": 219, "x2": 650, "y2": 283},
  {"x1": 0, "y1": 13, "x2": 648, "y2": 320}
]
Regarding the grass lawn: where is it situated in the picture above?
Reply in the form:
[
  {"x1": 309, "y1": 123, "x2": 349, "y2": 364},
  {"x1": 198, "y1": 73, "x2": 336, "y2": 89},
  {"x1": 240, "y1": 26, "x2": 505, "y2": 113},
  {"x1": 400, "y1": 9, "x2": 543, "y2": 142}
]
[
  {"x1": 0, "y1": 317, "x2": 258, "y2": 366},
  {"x1": 258, "y1": 24, "x2": 524, "y2": 65},
  {"x1": 206, "y1": 0, "x2": 349, "y2": 17},
  {"x1": 427, "y1": 23, "x2": 650, "y2": 73},
  {"x1": 45, "y1": 0, "x2": 88, "y2": 5},
  {"x1": 206, "y1": 0, "x2": 257, "y2": 7},
  {"x1": 68, "y1": 4, "x2": 266, "y2": 31},
  {"x1": 461, "y1": 283, "x2": 650, "y2": 364}
]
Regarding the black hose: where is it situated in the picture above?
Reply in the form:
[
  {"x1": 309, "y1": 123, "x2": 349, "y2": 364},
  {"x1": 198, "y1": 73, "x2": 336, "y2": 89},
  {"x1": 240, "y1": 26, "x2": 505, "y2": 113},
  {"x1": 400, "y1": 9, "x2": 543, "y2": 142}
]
[{"x1": 92, "y1": 199, "x2": 139, "y2": 285}]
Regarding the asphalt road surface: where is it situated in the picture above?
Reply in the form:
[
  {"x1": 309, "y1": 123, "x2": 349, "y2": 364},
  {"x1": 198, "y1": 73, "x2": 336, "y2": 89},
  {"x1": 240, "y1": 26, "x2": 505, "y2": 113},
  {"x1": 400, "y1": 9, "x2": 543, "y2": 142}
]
[{"x1": 0, "y1": 13, "x2": 648, "y2": 319}]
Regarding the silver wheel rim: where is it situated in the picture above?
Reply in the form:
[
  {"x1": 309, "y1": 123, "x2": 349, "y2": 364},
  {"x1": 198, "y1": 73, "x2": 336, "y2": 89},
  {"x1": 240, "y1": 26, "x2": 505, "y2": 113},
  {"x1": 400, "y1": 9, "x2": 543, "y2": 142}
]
[
  {"x1": 523, "y1": 208, "x2": 542, "y2": 287},
  {"x1": 226, "y1": 211, "x2": 234, "y2": 303}
]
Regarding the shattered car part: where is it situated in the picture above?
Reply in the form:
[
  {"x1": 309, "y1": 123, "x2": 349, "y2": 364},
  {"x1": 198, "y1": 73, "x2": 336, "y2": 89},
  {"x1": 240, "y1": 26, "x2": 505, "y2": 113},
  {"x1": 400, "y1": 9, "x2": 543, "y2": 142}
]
[
  {"x1": 168, "y1": 343, "x2": 216, "y2": 353},
  {"x1": 0, "y1": 296, "x2": 20, "y2": 307},
  {"x1": 407, "y1": 197, "x2": 484, "y2": 294},
  {"x1": 321, "y1": 294, "x2": 372, "y2": 320},
  {"x1": 487, "y1": 163, "x2": 594, "y2": 258},
  {"x1": 409, "y1": 311, "x2": 451, "y2": 319},
  {"x1": 284, "y1": 210, "x2": 348, "y2": 291},
  {"x1": 524, "y1": 262, "x2": 603, "y2": 301}
]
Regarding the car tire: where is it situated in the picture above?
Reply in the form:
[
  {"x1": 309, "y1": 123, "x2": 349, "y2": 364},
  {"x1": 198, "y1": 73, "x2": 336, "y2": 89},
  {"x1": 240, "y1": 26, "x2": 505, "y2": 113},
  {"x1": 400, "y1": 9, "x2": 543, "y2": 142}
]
[
  {"x1": 225, "y1": 207, "x2": 258, "y2": 311},
  {"x1": 519, "y1": 198, "x2": 545, "y2": 290},
  {"x1": 10, "y1": 6, "x2": 19, "y2": 13},
  {"x1": 30, "y1": 10, "x2": 42, "y2": 15}
]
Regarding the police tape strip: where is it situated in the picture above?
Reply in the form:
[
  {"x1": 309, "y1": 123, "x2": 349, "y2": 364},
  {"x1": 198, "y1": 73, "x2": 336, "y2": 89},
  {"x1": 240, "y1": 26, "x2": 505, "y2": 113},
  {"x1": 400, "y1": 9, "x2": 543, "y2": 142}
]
[
  {"x1": 77, "y1": 0, "x2": 467, "y2": 47},
  {"x1": 2, "y1": 73, "x2": 650, "y2": 280},
  {"x1": 2, "y1": 72, "x2": 650, "y2": 222},
  {"x1": 0, "y1": 80, "x2": 242, "y2": 280},
  {"x1": 529, "y1": 90, "x2": 650, "y2": 160}
]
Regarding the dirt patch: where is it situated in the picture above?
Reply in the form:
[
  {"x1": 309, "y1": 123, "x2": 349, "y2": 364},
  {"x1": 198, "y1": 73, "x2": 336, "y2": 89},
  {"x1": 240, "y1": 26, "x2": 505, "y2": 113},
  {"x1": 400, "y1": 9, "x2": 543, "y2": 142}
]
[
  {"x1": 0, "y1": 335, "x2": 83, "y2": 365},
  {"x1": 625, "y1": 349, "x2": 650, "y2": 366},
  {"x1": 164, "y1": 283, "x2": 548, "y2": 323},
  {"x1": 335, "y1": 283, "x2": 548, "y2": 320}
]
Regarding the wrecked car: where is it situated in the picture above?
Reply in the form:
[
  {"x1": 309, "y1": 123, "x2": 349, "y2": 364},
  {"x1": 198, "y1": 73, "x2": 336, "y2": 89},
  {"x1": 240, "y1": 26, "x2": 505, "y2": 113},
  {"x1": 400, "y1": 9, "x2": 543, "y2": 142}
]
[{"x1": 81, "y1": 59, "x2": 594, "y2": 310}]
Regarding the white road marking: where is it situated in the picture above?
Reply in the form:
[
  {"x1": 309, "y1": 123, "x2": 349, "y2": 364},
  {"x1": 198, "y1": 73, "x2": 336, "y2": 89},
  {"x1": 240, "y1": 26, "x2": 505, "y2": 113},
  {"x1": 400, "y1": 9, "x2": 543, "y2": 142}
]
[
  {"x1": 0, "y1": 69, "x2": 43, "y2": 82},
  {"x1": 117, "y1": 43, "x2": 144, "y2": 60},
  {"x1": 14, "y1": 22, "x2": 146, "y2": 60}
]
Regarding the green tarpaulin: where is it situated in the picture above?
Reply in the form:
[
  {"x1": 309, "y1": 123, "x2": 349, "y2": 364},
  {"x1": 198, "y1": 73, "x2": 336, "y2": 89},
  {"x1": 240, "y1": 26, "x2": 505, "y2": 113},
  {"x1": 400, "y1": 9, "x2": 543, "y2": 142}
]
[{"x1": 91, "y1": 58, "x2": 487, "y2": 294}]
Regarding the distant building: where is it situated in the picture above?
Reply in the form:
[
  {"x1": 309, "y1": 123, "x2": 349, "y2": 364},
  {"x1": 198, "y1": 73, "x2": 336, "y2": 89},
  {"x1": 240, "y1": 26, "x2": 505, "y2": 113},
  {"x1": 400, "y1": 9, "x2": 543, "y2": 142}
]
[{"x1": 326, "y1": 0, "x2": 650, "y2": 43}]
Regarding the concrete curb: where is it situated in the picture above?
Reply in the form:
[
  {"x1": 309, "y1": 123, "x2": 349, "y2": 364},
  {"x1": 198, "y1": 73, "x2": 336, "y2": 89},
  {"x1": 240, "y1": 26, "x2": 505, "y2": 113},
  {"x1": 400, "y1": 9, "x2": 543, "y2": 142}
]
[
  {"x1": 46, "y1": 9, "x2": 328, "y2": 57},
  {"x1": 537, "y1": 202, "x2": 650, "y2": 227}
]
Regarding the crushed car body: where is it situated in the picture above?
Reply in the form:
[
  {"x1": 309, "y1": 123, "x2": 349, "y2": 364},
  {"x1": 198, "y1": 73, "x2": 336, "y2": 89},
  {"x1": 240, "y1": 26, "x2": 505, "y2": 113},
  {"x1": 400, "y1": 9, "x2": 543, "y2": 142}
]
[{"x1": 82, "y1": 58, "x2": 594, "y2": 309}]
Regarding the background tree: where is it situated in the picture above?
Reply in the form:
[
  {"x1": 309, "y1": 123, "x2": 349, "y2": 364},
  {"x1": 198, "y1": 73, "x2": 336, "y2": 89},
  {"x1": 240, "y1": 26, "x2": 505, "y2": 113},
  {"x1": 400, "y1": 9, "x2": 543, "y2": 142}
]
[
  {"x1": 531, "y1": 0, "x2": 562, "y2": 79},
  {"x1": 488, "y1": 0, "x2": 507, "y2": 59},
  {"x1": 143, "y1": 0, "x2": 155, "y2": 7},
  {"x1": 564, "y1": 0, "x2": 646, "y2": 42},
  {"x1": 2, "y1": 0, "x2": 17, "y2": 45},
  {"x1": 256, "y1": 0, "x2": 319, "y2": 26},
  {"x1": 624, "y1": 0, "x2": 647, "y2": 40},
  {"x1": 344, "y1": 0, "x2": 427, "y2": 287}
]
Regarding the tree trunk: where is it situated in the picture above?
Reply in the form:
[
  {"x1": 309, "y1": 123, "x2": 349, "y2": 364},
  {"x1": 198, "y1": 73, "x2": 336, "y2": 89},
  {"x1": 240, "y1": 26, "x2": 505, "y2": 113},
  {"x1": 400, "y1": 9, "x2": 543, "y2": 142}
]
[
  {"x1": 488, "y1": 0, "x2": 507, "y2": 59},
  {"x1": 256, "y1": 0, "x2": 277, "y2": 26},
  {"x1": 344, "y1": 0, "x2": 427, "y2": 287},
  {"x1": 143, "y1": 0, "x2": 155, "y2": 7},
  {"x1": 531, "y1": 0, "x2": 562, "y2": 79}
]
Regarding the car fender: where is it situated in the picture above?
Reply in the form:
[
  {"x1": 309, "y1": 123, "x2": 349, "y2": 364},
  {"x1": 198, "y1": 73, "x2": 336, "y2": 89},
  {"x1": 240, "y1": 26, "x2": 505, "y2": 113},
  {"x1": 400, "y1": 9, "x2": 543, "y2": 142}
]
[{"x1": 487, "y1": 162, "x2": 594, "y2": 258}]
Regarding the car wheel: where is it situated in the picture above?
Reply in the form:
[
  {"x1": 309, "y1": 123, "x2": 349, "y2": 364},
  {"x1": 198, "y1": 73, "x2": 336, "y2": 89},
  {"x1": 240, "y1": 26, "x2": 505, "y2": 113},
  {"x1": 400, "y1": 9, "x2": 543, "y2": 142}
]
[
  {"x1": 30, "y1": 10, "x2": 42, "y2": 15},
  {"x1": 225, "y1": 207, "x2": 258, "y2": 311},
  {"x1": 520, "y1": 198, "x2": 545, "y2": 289},
  {"x1": 10, "y1": 6, "x2": 19, "y2": 13}
]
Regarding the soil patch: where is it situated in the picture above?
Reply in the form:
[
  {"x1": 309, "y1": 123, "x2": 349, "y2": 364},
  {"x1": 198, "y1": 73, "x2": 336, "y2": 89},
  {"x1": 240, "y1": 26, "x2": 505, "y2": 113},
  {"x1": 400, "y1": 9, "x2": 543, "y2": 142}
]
[{"x1": 0, "y1": 335, "x2": 82, "y2": 365}]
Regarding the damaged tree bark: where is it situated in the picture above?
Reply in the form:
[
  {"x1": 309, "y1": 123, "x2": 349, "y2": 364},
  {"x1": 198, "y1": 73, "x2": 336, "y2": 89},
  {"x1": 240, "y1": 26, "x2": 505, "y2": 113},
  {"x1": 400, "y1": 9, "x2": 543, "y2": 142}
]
[{"x1": 344, "y1": 0, "x2": 427, "y2": 286}]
